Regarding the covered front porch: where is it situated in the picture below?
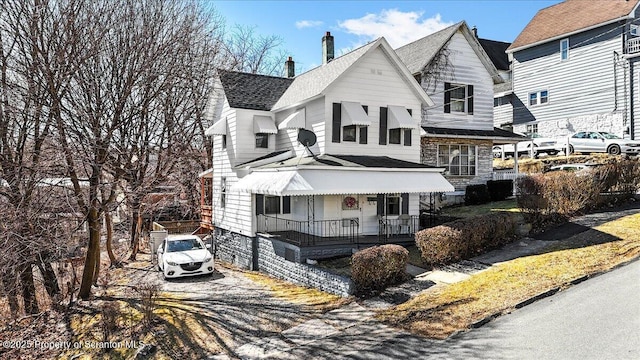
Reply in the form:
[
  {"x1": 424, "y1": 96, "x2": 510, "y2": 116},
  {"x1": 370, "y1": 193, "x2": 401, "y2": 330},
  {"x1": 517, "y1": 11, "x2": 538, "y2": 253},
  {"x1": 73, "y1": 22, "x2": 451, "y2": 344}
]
[
  {"x1": 232, "y1": 158, "x2": 455, "y2": 253},
  {"x1": 257, "y1": 212, "x2": 419, "y2": 247}
]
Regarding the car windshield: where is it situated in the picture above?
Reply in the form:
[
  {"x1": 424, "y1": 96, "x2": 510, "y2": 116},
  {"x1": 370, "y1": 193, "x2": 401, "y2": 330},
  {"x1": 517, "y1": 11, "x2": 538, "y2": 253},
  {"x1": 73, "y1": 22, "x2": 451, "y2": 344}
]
[
  {"x1": 166, "y1": 238, "x2": 202, "y2": 252},
  {"x1": 600, "y1": 132, "x2": 621, "y2": 139}
]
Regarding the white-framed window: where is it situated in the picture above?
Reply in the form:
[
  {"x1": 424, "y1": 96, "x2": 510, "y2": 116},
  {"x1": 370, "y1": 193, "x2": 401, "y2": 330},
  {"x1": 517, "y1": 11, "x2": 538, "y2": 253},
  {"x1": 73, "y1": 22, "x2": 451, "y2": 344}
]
[
  {"x1": 560, "y1": 38, "x2": 569, "y2": 61},
  {"x1": 343, "y1": 125, "x2": 357, "y2": 142},
  {"x1": 259, "y1": 195, "x2": 291, "y2": 215},
  {"x1": 526, "y1": 124, "x2": 538, "y2": 135},
  {"x1": 437, "y1": 144, "x2": 477, "y2": 176},
  {"x1": 389, "y1": 128, "x2": 401, "y2": 144},
  {"x1": 444, "y1": 83, "x2": 474, "y2": 114},
  {"x1": 631, "y1": 24, "x2": 639, "y2": 36},
  {"x1": 386, "y1": 194, "x2": 401, "y2": 216},
  {"x1": 528, "y1": 90, "x2": 548, "y2": 106},
  {"x1": 255, "y1": 133, "x2": 269, "y2": 148}
]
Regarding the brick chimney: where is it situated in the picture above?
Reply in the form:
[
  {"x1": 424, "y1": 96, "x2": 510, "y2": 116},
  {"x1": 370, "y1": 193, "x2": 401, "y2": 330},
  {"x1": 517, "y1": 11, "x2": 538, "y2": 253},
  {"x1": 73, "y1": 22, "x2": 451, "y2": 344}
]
[
  {"x1": 285, "y1": 56, "x2": 295, "y2": 78},
  {"x1": 322, "y1": 31, "x2": 334, "y2": 64}
]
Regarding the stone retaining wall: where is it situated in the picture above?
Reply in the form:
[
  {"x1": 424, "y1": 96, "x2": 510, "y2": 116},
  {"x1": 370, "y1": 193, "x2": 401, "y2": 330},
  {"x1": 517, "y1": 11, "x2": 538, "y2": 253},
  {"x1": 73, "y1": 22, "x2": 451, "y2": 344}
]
[{"x1": 213, "y1": 229, "x2": 354, "y2": 296}]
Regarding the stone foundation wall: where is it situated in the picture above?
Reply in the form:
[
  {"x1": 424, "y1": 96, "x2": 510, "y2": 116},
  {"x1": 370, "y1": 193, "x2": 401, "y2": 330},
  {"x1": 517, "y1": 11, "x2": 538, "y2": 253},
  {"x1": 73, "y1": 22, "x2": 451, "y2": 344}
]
[
  {"x1": 514, "y1": 112, "x2": 626, "y2": 139},
  {"x1": 256, "y1": 237, "x2": 354, "y2": 297},
  {"x1": 214, "y1": 228, "x2": 254, "y2": 270},
  {"x1": 213, "y1": 228, "x2": 354, "y2": 296}
]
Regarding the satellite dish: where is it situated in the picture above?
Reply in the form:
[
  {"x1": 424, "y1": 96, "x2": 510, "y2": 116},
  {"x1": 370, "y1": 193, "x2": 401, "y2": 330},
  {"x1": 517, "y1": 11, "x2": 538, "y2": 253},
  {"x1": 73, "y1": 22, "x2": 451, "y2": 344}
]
[{"x1": 297, "y1": 129, "x2": 317, "y2": 147}]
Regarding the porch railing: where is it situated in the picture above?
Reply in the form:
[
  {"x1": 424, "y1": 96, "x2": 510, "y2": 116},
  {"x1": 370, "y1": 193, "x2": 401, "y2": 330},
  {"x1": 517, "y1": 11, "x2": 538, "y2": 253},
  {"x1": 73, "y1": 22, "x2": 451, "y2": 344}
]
[
  {"x1": 378, "y1": 215, "x2": 420, "y2": 242},
  {"x1": 257, "y1": 215, "x2": 359, "y2": 246}
]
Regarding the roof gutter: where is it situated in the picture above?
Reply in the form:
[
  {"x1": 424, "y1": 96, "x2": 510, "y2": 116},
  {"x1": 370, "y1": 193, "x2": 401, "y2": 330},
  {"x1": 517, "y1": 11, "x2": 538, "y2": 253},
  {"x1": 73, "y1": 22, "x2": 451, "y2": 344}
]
[
  {"x1": 422, "y1": 133, "x2": 525, "y2": 143},
  {"x1": 507, "y1": 14, "x2": 633, "y2": 54}
]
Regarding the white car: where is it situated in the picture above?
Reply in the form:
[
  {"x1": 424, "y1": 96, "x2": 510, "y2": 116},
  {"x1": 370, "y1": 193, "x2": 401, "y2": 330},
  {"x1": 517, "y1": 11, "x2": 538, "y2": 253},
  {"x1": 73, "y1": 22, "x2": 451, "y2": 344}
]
[
  {"x1": 562, "y1": 131, "x2": 640, "y2": 155},
  {"x1": 493, "y1": 133, "x2": 559, "y2": 158},
  {"x1": 157, "y1": 235, "x2": 214, "y2": 279}
]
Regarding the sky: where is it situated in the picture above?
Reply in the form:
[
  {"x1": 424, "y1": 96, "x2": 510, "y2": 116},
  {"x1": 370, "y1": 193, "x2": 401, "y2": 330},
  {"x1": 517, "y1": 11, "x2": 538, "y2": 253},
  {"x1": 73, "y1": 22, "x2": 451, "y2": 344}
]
[{"x1": 212, "y1": 0, "x2": 561, "y2": 74}]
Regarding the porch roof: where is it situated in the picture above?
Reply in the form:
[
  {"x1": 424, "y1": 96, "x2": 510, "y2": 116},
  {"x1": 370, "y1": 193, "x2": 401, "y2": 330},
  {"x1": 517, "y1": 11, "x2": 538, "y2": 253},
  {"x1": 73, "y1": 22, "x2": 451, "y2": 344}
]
[{"x1": 231, "y1": 168, "x2": 454, "y2": 196}]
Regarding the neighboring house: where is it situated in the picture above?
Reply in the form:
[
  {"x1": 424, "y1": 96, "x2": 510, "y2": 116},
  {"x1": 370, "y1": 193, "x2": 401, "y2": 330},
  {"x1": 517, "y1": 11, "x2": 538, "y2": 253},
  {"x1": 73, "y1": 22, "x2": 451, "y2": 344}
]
[
  {"x1": 471, "y1": 27, "x2": 516, "y2": 131},
  {"x1": 396, "y1": 21, "x2": 524, "y2": 201},
  {"x1": 507, "y1": 0, "x2": 640, "y2": 140},
  {"x1": 201, "y1": 32, "x2": 454, "y2": 293}
]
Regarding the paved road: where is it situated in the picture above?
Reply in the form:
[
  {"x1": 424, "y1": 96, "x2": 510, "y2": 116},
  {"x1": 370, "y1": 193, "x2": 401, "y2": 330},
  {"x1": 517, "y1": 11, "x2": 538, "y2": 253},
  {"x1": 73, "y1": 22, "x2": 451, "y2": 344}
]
[
  {"x1": 265, "y1": 260, "x2": 640, "y2": 360},
  {"x1": 442, "y1": 259, "x2": 640, "y2": 360}
]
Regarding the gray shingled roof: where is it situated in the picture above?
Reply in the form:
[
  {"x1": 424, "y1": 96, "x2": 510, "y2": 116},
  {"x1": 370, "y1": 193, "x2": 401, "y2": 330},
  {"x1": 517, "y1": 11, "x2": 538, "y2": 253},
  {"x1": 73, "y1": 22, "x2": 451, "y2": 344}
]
[
  {"x1": 478, "y1": 38, "x2": 510, "y2": 71},
  {"x1": 423, "y1": 126, "x2": 525, "y2": 140},
  {"x1": 255, "y1": 154, "x2": 435, "y2": 169},
  {"x1": 272, "y1": 40, "x2": 379, "y2": 110},
  {"x1": 218, "y1": 70, "x2": 294, "y2": 111},
  {"x1": 395, "y1": 22, "x2": 461, "y2": 75}
]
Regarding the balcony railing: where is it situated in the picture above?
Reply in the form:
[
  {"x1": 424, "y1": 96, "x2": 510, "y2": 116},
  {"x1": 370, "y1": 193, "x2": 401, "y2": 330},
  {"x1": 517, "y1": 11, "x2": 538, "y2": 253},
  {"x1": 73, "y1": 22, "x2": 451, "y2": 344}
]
[{"x1": 627, "y1": 37, "x2": 640, "y2": 54}]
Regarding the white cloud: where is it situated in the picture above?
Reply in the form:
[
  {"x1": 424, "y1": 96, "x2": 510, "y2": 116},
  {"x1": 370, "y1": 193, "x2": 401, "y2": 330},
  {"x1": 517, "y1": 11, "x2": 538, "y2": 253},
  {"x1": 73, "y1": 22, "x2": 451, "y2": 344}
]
[
  {"x1": 295, "y1": 20, "x2": 324, "y2": 29},
  {"x1": 338, "y1": 9, "x2": 454, "y2": 48}
]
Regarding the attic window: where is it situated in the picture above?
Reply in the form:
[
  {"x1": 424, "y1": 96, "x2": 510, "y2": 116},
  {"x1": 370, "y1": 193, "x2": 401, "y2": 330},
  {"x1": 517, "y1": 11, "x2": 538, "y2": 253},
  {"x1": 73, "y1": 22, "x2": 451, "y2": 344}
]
[{"x1": 631, "y1": 25, "x2": 639, "y2": 37}]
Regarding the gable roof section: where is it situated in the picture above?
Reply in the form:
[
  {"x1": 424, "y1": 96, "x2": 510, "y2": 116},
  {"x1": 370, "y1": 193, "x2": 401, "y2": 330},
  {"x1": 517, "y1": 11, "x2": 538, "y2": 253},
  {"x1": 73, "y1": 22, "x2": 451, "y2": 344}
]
[
  {"x1": 478, "y1": 38, "x2": 510, "y2": 71},
  {"x1": 395, "y1": 21, "x2": 502, "y2": 84},
  {"x1": 508, "y1": 0, "x2": 640, "y2": 53},
  {"x1": 272, "y1": 37, "x2": 432, "y2": 111},
  {"x1": 218, "y1": 70, "x2": 293, "y2": 111}
]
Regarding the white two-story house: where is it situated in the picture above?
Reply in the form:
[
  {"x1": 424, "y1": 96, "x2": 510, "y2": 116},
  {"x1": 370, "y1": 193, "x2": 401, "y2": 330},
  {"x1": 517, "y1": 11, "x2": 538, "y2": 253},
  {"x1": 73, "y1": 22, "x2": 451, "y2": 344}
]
[
  {"x1": 202, "y1": 33, "x2": 454, "y2": 273},
  {"x1": 507, "y1": 0, "x2": 640, "y2": 140},
  {"x1": 396, "y1": 22, "x2": 524, "y2": 201}
]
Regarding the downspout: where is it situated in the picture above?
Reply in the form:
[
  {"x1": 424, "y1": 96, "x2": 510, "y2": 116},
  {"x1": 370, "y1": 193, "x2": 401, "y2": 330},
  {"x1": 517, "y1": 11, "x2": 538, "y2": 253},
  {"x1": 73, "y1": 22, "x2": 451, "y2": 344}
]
[
  {"x1": 630, "y1": 61, "x2": 635, "y2": 139},
  {"x1": 613, "y1": 51, "x2": 619, "y2": 112}
]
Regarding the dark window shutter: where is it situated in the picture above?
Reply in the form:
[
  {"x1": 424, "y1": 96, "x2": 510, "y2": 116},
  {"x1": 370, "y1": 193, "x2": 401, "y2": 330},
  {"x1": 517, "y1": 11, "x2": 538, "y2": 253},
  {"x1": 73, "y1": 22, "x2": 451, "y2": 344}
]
[
  {"x1": 379, "y1": 107, "x2": 388, "y2": 145},
  {"x1": 282, "y1": 196, "x2": 291, "y2": 214},
  {"x1": 359, "y1": 127, "x2": 368, "y2": 144},
  {"x1": 467, "y1": 85, "x2": 474, "y2": 115},
  {"x1": 332, "y1": 102, "x2": 341, "y2": 143},
  {"x1": 255, "y1": 194, "x2": 264, "y2": 215},
  {"x1": 404, "y1": 129, "x2": 412, "y2": 146},
  {"x1": 359, "y1": 105, "x2": 369, "y2": 144},
  {"x1": 444, "y1": 82, "x2": 451, "y2": 113},
  {"x1": 401, "y1": 193, "x2": 409, "y2": 214},
  {"x1": 403, "y1": 109, "x2": 412, "y2": 146},
  {"x1": 376, "y1": 194, "x2": 385, "y2": 216}
]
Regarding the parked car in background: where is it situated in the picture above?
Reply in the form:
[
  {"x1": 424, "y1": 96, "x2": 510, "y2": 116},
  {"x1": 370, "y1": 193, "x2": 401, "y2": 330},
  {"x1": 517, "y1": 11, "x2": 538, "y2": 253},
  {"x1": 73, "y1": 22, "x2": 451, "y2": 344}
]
[
  {"x1": 157, "y1": 235, "x2": 214, "y2": 279},
  {"x1": 561, "y1": 131, "x2": 640, "y2": 155},
  {"x1": 493, "y1": 133, "x2": 559, "y2": 158}
]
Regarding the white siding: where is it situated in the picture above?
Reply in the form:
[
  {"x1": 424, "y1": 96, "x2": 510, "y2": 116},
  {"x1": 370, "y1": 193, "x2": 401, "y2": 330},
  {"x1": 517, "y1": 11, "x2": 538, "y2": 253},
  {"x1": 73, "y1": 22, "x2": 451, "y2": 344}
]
[
  {"x1": 211, "y1": 100, "x2": 254, "y2": 236},
  {"x1": 511, "y1": 24, "x2": 626, "y2": 137},
  {"x1": 274, "y1": 97, "x2": 324, "y2": 156},
  {"x1": 424, "y1": 31, "x2": 495, "y2": 131},
  {"x1": 324, "y1": 47, "x2": 423, "y2": 162}
]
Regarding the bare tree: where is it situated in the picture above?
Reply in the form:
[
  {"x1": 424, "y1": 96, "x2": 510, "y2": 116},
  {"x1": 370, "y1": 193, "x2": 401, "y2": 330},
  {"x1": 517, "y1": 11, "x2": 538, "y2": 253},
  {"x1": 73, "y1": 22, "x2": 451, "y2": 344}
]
[{"x1": 224, "y1": 24, "x2": 288, "y2": 76}]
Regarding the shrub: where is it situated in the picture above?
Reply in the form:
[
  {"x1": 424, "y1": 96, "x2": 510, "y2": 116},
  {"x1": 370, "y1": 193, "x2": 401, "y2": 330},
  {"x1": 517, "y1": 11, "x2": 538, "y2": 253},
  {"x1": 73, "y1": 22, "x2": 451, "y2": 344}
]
[
  {"x1": 464, "y1": 184, "x2": 491, "y2": 205},
  {"x1": 415, "y1": 212, "x2": 517, "y2": 266},
  {"x1": 513, "y1": 158, "x2": 640, "y2": 227},
  {"x1": 351, "y1": 244, "x2": 409, "y2": 295},
  {"x1": 487, "y1": 180, "x2": 513, "y2": 201}
]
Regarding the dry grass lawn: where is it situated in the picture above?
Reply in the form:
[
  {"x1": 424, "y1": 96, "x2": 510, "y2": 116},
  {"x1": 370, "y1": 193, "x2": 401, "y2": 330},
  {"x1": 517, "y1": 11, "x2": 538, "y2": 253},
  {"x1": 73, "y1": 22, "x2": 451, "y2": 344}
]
[
  {"x1": 377, "y1": 213, "x2": 640, "y2": 339},
  {"x1": 243, "y1": 271, "x2": 351, "y2": 312}
]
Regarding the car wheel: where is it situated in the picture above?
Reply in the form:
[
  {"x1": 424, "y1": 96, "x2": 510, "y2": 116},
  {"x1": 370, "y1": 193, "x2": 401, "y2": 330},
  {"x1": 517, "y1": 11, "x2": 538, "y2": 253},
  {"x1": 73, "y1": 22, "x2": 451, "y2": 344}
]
[
  {"x1": 568, "y1": 145, "x2": 575, "y2": 155},
  {"x1": 608, "y1": 144, "x2": 621, "y2": 155}
]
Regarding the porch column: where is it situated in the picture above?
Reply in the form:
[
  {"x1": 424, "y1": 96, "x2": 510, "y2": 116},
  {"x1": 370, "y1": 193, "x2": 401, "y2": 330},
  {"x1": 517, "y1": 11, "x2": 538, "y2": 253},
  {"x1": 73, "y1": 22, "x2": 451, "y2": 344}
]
[{"x1": 513, "y1": 142, "x2": 519, "y2": 196}]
